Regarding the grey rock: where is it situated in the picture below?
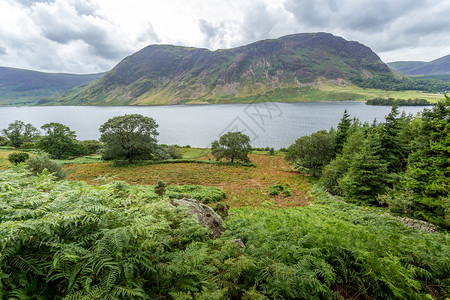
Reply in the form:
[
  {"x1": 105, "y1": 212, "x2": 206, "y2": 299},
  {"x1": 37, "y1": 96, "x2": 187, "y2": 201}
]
[{"x1": 171, "y1": 198, "x2": 225, "y2": 238}]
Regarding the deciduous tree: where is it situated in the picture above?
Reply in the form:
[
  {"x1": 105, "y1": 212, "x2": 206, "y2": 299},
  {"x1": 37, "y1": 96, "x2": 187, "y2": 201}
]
[
  {"x1": 211, "y1": 131, "x2": 251, "y2": 163},
  {"x1": 99, "y1": 114, "x2": 160, "y2": 162}
]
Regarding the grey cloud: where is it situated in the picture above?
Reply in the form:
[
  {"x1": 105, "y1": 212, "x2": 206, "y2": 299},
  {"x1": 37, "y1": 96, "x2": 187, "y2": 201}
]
[
  {"x1": 73, "y1": 0, "x2": 99, "y2": 16},
  {"x1": 7, "y1": 0, "x2": 55, "y2": 7},
  {"x1": 137, "y1": 23, "x2": 161, "y2": 44},
  {"x1": 241, "y1": 3, "x2": 278, "y2": 41},
  {"x1": 31, "y1": 2, "x2": 129, "y2": 60},
  {"x1": 0, "y1": 46, "x2": 6, "y2": 55},
  {"x1": 198, "y1": 19, "x2": 227, "y2": 49},
  {"x1": 284, "y1": 0, "x2": 332, "y2": 27}
]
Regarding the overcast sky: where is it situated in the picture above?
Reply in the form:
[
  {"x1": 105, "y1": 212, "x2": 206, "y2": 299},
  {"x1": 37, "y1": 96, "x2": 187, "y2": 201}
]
[{"x1": 1, "y1": 0, "x2": 449, "y2": 74}]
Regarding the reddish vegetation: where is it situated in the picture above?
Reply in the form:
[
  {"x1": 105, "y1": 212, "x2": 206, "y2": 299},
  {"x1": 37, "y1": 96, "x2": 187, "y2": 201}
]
[{"x1": 64, "y1": 154, "x2": 312, "y2": 207}]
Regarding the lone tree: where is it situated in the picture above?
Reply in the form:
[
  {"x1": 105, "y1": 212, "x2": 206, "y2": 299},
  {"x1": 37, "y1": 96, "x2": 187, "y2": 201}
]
[
  {"x1": 211, "y1": 131, "x2": 251, "y2": 163},
  {"x1": 2, "y1": 120, "x2": 39, "y2": 148},
  {"x1": 99, "y1": 114, "x2": 160, "y2": 162},
  {"x1": 36, "y1": 122, "x2": 87, "y2": 159}
]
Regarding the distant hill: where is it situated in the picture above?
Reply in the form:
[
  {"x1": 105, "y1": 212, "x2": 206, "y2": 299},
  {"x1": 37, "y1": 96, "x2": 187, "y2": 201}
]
[
  {"x1": 388, "y1": 55, "x2": 450, "y2": 76},
  {"x1": 59, "y1": 32, "x2": 395, "y2": 106},
  {"x1": 0, "y1": 67, "x2": 104, "y2": 106}
]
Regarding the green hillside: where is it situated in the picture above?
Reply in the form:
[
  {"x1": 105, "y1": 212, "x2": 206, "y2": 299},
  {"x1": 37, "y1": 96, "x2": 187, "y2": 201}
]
[
  {"x1": 58, "y1": 33, "x2": 399, "y2": 106},
  {"x1": 0, "y1": 67, "x2": 104, "y2": 106}
]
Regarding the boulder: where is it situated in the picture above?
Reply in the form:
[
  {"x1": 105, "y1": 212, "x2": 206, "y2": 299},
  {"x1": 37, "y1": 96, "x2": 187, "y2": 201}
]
[{"x1": 170, "y1": 198, "x2": 225, "y2": 238}]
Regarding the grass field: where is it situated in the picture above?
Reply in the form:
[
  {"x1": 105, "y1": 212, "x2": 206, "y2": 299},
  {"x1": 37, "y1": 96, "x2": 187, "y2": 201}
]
[{"x1": 63, "y1": 153, "x2": 312, "y2": 208}]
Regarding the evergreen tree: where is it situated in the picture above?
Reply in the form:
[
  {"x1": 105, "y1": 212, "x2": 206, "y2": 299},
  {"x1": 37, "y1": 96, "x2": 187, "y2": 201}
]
[
  {"x1": 340, "y1": 132, "x2": 392, "y2": 204},
  {"x1": 334, "y1": 109, "x2": 352, "y2": 154},
  {"x1": 376, "y1": 105, "x2": 409, "y2": 174},
  {"x1": 402, "y1": 96, "x2": 450, "y2": 227}
]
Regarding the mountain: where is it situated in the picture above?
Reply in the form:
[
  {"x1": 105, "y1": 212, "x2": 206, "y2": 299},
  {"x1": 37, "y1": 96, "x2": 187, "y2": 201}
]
[
  {"x1": 0, "y1": 67, "x2": 104, "y2": 106},
  {"x1": 387, "y1": 55, "x2": 450, "y2": 76},
  {"x1": 59, "y1": 32, "x2": 394, "y2": 106}
]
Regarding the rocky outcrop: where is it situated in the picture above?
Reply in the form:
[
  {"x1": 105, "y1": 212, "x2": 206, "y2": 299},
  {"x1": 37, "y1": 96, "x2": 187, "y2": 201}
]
[{"x1": 170, "y1": 198, "x2": 225, "y2": 238}]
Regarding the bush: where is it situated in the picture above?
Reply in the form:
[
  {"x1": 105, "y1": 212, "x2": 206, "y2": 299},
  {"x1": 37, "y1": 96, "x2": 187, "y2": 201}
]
[
  {"x1": 20, "y1": 142, "x2": 35, "y2": 149},
  {"x1": 378, "y1": 190, "x2": 414, "y2": 216},
  {"x1": 8, "y1": 152, "x2": 30, "y2": 165},
  {"x1": 154, "y1": 180, "x2": 167, "y2": 197},
  {"x1": 166, "y1": 145, "x2": 183, "y2": 159},
  {"x1": 268, "y1": 183, "x2": 292, "y2": 197},
  {"x1": 25, "y1": 154, "x2": 66, "y2": 180},
  {"x1": 165, "y1": 185, "x2": 226, "y2": 203}
]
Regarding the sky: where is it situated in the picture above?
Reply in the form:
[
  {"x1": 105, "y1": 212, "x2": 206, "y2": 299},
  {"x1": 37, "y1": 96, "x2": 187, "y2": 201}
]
[{"x1": 0, "y1": 0, "x2": 449, "y2": 74}]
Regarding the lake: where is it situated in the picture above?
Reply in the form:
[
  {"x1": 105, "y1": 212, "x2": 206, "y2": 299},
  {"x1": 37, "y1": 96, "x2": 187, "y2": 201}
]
[{"x1": 0, "y1": 102, "x2": 428, "y2": 148}]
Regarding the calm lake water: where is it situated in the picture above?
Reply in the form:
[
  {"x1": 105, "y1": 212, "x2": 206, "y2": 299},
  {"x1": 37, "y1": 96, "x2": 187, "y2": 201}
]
[{"x1": 0, "y1": 102, "x2": 428, "y2": 148}]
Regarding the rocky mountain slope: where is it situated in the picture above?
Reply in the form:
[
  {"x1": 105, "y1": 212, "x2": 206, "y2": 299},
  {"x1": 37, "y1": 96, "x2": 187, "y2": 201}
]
[{"x1": 59, "y1": 32, "x2": 394, "y2": 105}]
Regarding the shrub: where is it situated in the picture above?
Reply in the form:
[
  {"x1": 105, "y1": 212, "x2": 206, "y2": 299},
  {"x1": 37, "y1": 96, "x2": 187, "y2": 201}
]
[
  {"x1": 20, "y1": 142, "x2": 35, "y2": 149},
  {"x1": 268, "y1": 183, "x2": 291, "y2": 197},
  {"x1": 166, "y1": 145, "x2": 183, "y2": 159},
  {"x1": 165, "y1": 185, "x2": 226, "y2": 203},
  {"x1": 25, "y1": 154, "x2": 66, "y2": 180},
  {"x1": 8, "y1": 152, "x2": 30, "y2": 165},
  {"x1": 154, "y1": 180, "x2": 167, "y2": 197},
  {"x1": 378, "y1": 190, "x2": 414, "y2": 216}
]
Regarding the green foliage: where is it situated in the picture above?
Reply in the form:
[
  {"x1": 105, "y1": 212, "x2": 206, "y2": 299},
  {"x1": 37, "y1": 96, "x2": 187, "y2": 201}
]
[
  {"x1": 36, "y1": 122, "x2": 87, "y2": 159},
  {"x1": 2, "y1": 120, "x2": 39, "y2": 148},
  {"x1": 226, "y1": 186, "x2": 450, "y2": 299},
  {"x1": 7, "y1": 151, "x2": 30, "y2": 165},
  {"x1": 166, "y1": 145, "x2": 183, "y2": 159},
  {"x1": 334, "y1": 109, "x2": 351, "y2": 154},
  {"x1": 80, "y1": 139, "x2": 103, "y2": 154},
  {"x1": 211, "y1": 131, "x2": 251, "y2": 163},
  {"x1": 317, "y1": 97, "x2": 448, "y2": 227},
  {"x1": 401, "y1": 96, "x2": 450, "y2": 228},
  {"x1": 268, "y1": 183, "x2": 292, "y2": 197},
  {"x1": 154, "y1": 180, "x2": 167, "y2": 197},
  {"x1": 99, "y1": 114, "x2": 161, "y2": 163},
  {"x1": 339, "y1": 132, "x2": 393, "y2": 204},
  {"x1": 0, "y1": 168, "x2": 251, "y2": 299},
  {"x1": 0, "y1": 135, "x2": 9, "y2": 146},
  {"x1": 165, "y1": 185, "x2": 226, "y2": 204},
  {"x1": 268, "y1": 147, "x2": 275, "y2": 156},
  {"x1": 25, "y1": 154, "x2": 66, "y2": 180},
  {"x1": 352, "y1": 74, "x2": 448, "y2": 93},
  {"x1": 1, "y1": 168, "x2": 448, "y2": 299},
  {"x1": 366, "y1": 97, "x2": 432, "y2": 106},
  {"x1": 286, "y1": 130, "x2": 335, "y2": 176}
]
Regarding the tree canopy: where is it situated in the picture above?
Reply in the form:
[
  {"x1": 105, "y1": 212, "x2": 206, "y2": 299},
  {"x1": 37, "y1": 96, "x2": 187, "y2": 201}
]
[
  {"x1": 99, "y1": 114, "x2": 160, "y2": 162},
  {"x1": 36, "y1": 122, "x2": 86, "y2": 159},
  {"x1": 2, "y1": 120, "x2": 39, "y2": 148},
  {"x1": 211, "y1": 131, "x2": 251, "y2": 163}
]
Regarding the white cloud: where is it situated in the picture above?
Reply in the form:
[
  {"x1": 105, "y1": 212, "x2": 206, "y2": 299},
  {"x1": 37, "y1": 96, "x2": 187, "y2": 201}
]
[{"x1": 0, "y1": 0, "x2": 449, "y2": 73}]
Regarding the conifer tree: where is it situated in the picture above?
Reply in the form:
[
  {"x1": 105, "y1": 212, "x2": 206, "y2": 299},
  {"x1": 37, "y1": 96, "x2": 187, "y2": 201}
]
[
  {"x1": 334, "y1": 109, "x2": 352, "y2": 154},
  {"x1": 340, "y1": 132, "x2": 391, "y2": 204}
]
